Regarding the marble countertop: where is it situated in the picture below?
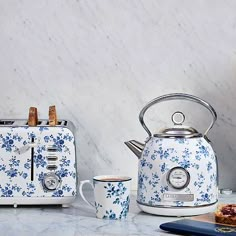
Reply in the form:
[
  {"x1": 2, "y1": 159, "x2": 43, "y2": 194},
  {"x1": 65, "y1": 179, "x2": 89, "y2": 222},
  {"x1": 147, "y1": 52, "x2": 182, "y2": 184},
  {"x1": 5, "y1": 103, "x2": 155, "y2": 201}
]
[{"x1": 0, "y1": 191, "x2": 235, "y2": 236}]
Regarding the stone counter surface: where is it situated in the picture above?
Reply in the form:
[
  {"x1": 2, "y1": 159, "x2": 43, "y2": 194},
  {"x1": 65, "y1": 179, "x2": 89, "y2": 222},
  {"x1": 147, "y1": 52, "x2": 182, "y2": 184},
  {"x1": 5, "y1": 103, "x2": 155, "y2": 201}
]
[{"x1": 0, "y1": 191, "x2": 235, "y2": 236}]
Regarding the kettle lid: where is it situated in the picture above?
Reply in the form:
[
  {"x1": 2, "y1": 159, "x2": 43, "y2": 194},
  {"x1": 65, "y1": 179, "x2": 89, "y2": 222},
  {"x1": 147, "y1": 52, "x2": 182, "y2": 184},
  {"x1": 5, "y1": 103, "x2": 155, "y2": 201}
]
[{"x1": 154, "y1": 111, "x2": 202, "y2": 138}]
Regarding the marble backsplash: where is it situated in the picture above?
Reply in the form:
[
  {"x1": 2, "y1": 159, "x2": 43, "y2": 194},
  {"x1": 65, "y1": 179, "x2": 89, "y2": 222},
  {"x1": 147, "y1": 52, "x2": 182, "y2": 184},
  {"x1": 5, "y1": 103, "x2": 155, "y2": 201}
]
[{"x1": 0, "y1": 0, "x2": 236, "y2": 190}]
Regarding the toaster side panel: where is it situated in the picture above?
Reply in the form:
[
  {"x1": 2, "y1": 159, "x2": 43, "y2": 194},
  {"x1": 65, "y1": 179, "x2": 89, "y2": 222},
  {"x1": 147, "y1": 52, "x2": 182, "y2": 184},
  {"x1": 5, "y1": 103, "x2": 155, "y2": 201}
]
[{"x1": 0, "y1": 126, "x2": 77, "y2": 202}]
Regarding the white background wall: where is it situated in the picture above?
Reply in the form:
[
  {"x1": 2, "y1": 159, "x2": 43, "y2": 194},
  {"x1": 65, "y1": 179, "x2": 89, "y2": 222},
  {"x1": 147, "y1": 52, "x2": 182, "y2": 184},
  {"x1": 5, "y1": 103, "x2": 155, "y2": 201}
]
[{"x1": 0, "y1": 0, "x2": 236, "y2": 190}]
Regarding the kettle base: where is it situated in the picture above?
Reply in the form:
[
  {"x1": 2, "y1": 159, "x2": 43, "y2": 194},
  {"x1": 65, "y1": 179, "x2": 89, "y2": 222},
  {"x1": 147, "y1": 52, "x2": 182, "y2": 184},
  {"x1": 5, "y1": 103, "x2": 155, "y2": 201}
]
[{"x1": 137, "y1": 202, "x2": 217, "y2": 216}]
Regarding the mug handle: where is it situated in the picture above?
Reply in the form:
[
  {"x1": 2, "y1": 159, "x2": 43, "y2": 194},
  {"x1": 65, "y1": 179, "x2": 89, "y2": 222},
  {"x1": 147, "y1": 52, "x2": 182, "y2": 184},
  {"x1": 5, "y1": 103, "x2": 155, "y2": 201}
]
[{"x1": 79, "y1": 180, "x2": 95, "y2": 207}]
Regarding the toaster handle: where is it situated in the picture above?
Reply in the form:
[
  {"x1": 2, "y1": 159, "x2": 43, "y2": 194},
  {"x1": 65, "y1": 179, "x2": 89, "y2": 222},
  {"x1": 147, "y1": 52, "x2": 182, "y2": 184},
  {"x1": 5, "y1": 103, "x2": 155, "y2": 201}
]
[{"x1": 139, "y1": 93, "x2": 217, "y2": 138}]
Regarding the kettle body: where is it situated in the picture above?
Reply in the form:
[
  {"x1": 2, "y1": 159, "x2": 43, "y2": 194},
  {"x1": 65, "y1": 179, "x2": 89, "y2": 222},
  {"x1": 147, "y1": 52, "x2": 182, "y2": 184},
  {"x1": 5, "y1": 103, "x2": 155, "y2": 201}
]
[{"x1": 125, "y1": 93, "x2": 218, "y2": 216}]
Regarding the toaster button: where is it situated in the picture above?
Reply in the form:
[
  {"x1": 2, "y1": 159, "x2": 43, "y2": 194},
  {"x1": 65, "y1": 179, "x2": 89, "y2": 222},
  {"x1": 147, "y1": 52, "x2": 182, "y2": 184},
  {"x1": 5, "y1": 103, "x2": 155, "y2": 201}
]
[
  {"x1": 47, "y1": 146, "x2": 58, "y2": 152},
  {"x1": 46, "y1": 156, "x2": 58, "y2": 161},
  {"x1": 46, "y1": 165, "x2": 58, "y2": 170},
  {"x1": 43, "y1": 173, "x2": 60, "y2": 190}
]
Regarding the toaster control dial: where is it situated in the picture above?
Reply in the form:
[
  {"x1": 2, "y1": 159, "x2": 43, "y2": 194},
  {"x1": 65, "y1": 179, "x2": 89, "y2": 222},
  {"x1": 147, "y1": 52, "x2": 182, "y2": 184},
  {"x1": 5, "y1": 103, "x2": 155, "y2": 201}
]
[
  {"x1": 43, "y1": 173, "x2": 60, "y2": 191},
  {"x1": 167, "y1": 167, "x2": 190, "y2": 190}
]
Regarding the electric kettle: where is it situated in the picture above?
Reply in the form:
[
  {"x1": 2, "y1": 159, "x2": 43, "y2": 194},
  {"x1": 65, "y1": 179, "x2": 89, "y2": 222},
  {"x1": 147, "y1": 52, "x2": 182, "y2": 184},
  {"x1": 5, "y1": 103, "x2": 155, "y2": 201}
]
[{"x1": 125, "y1": 93, "x2": 218, "y2": 216}]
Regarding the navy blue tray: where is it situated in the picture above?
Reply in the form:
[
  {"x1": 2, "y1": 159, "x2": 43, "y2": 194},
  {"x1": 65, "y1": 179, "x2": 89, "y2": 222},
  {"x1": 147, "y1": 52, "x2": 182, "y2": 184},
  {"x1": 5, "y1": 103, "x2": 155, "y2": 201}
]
[{"x1": 160, "y1": 214, "x2": 236, "y2": 236}]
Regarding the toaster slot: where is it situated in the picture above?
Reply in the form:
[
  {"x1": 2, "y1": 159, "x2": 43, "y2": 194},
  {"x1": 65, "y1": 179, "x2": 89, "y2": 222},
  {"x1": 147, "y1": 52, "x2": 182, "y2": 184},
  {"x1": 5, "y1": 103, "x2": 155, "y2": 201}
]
[
  {"x1": 26, "y1": 120, "x2": 42, "y2": 126},
  {"x1": 45, "y1": 120, "x2": 67, "y2": 126},
  {"x1": 46, "y1": 165, "x2": 58, "y2": 171},
  {"x1": 46, "y1": 156, "x2": 58, "y2": 161},
  {"x1": 0, "y1": 120, "x2": 15, "y2": 125},
  {"x1": 46, "y1": 120, "x2": 61, "y2": 125},
  {"x1": 47, "y1": 146, "x2": 58, "y2": 152}
]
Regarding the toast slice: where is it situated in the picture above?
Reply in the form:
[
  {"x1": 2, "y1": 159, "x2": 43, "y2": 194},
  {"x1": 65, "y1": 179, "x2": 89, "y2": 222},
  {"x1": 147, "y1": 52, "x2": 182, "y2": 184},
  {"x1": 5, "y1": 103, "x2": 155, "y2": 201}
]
[
  {"x1": 215, "y1": 204, "x2": 236, "y2": 225},
  {"x1": 28, "y1": 107, "x2": 38, "y2": 126},
  {"x1": 49, "y1": 105, "x2": 57, "y2": 126}
]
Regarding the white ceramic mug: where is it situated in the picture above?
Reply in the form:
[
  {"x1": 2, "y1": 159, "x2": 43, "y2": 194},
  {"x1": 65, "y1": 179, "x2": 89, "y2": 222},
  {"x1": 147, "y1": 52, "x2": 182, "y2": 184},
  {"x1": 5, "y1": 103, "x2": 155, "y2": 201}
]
[{"x1": 79, "y1": 175, "x2": 132, "y2": 219}]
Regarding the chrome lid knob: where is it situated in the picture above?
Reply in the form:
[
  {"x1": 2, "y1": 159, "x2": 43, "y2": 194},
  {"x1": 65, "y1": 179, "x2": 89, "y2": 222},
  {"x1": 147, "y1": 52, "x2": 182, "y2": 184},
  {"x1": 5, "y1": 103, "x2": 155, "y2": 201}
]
[{"x1": 171, "y1": 111, "x2": 185, "y2": 125}]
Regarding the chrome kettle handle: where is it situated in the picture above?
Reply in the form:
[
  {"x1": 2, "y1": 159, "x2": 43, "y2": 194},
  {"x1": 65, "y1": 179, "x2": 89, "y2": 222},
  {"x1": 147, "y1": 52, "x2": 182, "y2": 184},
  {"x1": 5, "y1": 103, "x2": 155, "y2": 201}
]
[{"x1": 139, "y1": 93, "x2": 217, "y2": 138}]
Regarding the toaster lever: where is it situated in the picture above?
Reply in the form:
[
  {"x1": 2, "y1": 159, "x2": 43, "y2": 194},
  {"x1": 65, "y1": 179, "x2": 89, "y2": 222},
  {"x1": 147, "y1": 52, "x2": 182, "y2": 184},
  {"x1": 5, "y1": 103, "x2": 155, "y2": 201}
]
[{"x1": 15, "y1": 142, "x2": 37, "y2": 155}]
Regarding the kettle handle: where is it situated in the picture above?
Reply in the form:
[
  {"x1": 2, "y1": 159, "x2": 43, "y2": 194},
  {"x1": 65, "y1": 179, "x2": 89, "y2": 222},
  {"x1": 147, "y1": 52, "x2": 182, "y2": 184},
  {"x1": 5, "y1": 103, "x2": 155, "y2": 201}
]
[{"x1": 139, "y1": 93, "x2": 217, "y2": 138}]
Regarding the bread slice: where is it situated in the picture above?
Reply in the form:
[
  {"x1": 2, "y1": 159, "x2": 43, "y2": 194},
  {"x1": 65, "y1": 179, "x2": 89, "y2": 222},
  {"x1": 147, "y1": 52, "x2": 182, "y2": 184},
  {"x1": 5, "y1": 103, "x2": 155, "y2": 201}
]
[
  {"x1": 49, "y1": 105, "x2": 57, "y2": 126},
  {"x1": 28, "y1": 107, "x2": 38, "y2": 126},
  {"x1": 215, "y1": 204, "x2": 236, "y2": 225}
]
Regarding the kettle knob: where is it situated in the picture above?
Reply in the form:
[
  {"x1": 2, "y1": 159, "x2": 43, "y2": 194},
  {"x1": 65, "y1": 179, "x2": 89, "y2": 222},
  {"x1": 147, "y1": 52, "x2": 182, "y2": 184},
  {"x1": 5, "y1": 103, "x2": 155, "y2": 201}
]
[{"x1": 171, "y1": 111, "x2": 185, "y2": 125}]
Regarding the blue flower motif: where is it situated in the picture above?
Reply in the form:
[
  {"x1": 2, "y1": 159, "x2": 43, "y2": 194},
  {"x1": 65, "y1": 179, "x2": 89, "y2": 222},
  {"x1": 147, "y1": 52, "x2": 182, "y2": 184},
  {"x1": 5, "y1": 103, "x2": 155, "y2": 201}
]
[
  {"x1": 210, "y1": 173, "x2": 217, "y2": 186},
  {"x1": 194, "y1": 173, "x2": 205, "y2": 189},
  {"x1": 28, "y1": 132, "x2": 36, "y2": 139},
  {"x1": 0, "y1": 183, "x2": 21, "y2": 197},
  {"x1": 155, "y1": 147, "x2": 169, "y2": 159},
  {"x1": 138, "y1": 191, "x2": 146, "y2": 202},
  {"x1": 6, "y1": 168, "x2": 18, "y2": 178},
  {"x1": 95, "y1": 202, "x2": 102, "y2": 214},
  {"x1": 24, "y1": 162, "x2": 30, "y2": 169},
  {"x1": 119, "y1": 196, "x2": 130, "y2": 219},
  {"x1": 191, "y1": 163, "x2": 200, "y2": 169},
  {"x1": 182, "y1": 148, "x2": 192, "y2": 159},
  {"x1": 197, "y1": 192, "x2": 211, "y2": 203},
  {"x1": 44, "y1": 136, "x2": 50, "y2": 142},
  {"x1": 103, "y1": 210, "x2": 116, "y2": 220},
  {"x1": 138, "y1": 173, "x2": 148, "y2": 190},
  {"x1": 22, "y1": 173, "x2": 28, "y2": 179},
  {"x1": 196, "y1": 145, "x2": 209, "y2": 158},
  {"x1": 149, "y1": 190, "x2": 161, "y2": 204},
  {"x1": 18, "y1": 171, "x2": 28, "y2": 179},
  {"x1": 104, "y1": 182, "x2": 127, "y2": 198},
  {"x1": 59, "y1": 157, "x2": 71, "y2": 167},
  {"x1": 56, "y1": 168, "x2": 69, "y2": 178},
  {"x1": 170, "y1": 156, "x2": 179, "y2": 163},
  {"x1": 179, "y1": 159, "x2": 190, "y2": 169},
  {"x1": 37, "y1": 172, "x2": 45, "y2": 182},
  {"x1": 9, "y1": 139, "x2": 14, "y2": 144},
  {"x1": 62, "y1": 184, "x2": 72, "y2": 192},
  {"x1": 0, "y1": 164, "x2": 6, "y2": 171},
  {"x1": 148, "y1": 173, "x2": 160, "y2": 188},
  {"x1": 52, "y1": 189, "x2": 64, "y2": 197},
  {"x1": 1, "y1": 135, "x2": 15, "y2": 152},
  {"x1": 175, "y1": 138, "x2": 186, "y2": 144},
  {"x1": 151, "y1": 154, "x2": 157, "y2": 160},
  {"x1": 63, "y1": 133, "x2": 74, "y2": 142},
  {"x1": 207, "y1": 162, "x2": 212, "y2": 172},
  {"x1": 143, "y1": 148, "x2": 150, "y2": 157},
  {"x1": 140, "y1": 158, "x2": 153, "y2": 169},
  {"x1": 160, "y1": 162, "x2": 168, "y2": 173},
  {"x1": 39, "y1": 127, "x2": 49, "y2": 132},
  {"x1": 207, "y1": 184, "x2": 212, "y2": 192},
  {"x1": 34, "y1": 154, "x2": 47, "y2": 168},
  {"x1": 9, "y1": 156, "x2": 20, "y2": 167},
  {"x1": 175, "y1": 201, "x2": 184, "y2": 206},
  {"x1": 22, "y1": 183, "x2": 36, "y2": 197},
  {"x1": 160, "y1": 185, "x2": 169, "y2": 193}
]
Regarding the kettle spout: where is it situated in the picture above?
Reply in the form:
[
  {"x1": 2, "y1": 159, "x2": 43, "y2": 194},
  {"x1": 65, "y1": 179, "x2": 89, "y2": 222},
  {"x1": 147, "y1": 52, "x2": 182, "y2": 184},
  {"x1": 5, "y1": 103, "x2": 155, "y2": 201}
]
[{"x1": 124, "y1": 140, "x2": 145, "y2": 159}]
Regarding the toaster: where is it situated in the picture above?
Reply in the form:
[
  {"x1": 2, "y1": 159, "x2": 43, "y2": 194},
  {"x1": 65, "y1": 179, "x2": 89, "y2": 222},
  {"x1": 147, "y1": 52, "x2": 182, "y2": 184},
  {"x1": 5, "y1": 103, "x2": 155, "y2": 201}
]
[{"x1": 0, "y1": 119, "x2": 77, "y2": 207}]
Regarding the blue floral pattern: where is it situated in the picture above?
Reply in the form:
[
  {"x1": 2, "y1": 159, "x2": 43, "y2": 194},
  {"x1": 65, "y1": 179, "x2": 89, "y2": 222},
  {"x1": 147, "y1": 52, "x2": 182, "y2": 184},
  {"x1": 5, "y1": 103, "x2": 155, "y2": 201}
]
[
  {"x1": 0, "y1": 183, "x2": 21, "y2": 197},
  {"x1": 0, "y1": 126, "x2": 77, "y2": 199},
  {"x1": 137, "y1": 137, "x2": 218, "y2": 207},
  {"x1": 0, "y1": 133, "x2": 23, "y2": 152},
  {"x1": 104, "y1": 182, "x2": 127, "y2": 198},
  {"x1": 94, "y1": 179, "x2": 131, "y2": 220}
]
